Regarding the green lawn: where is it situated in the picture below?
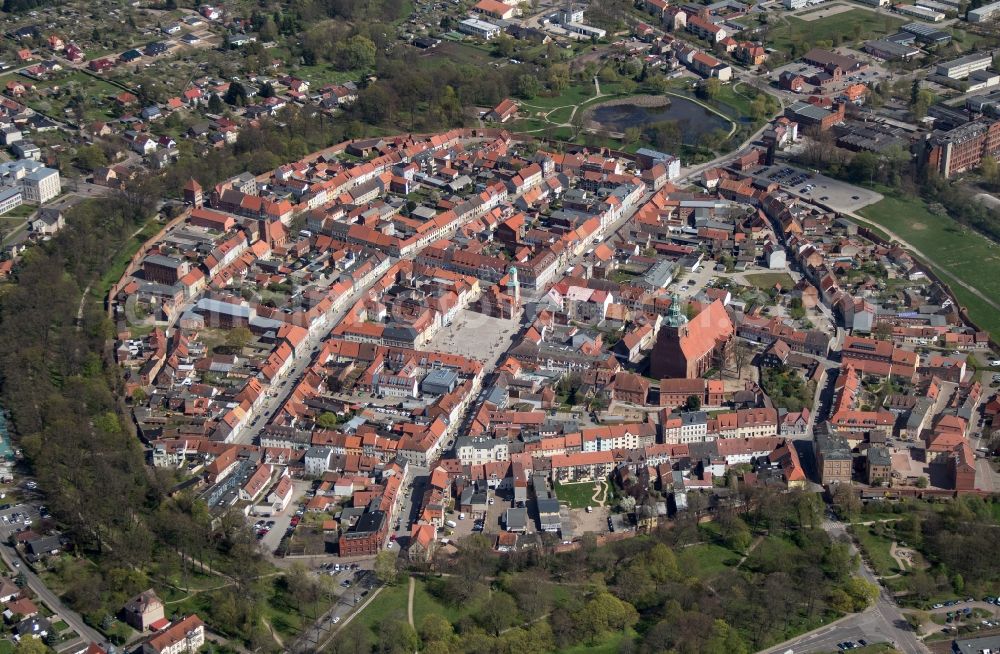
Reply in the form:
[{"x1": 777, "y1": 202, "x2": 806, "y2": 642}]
[
  {"x1": 518, "y1": 82, "x2": 603, "y2": 113},
  {"x1": 411, "y1": 578, "x2": 470, "y2": 626},
  {"x1": 744, "y1": 272, "x2": 795, "y2": 289},
  {"x1": 554, "y1": 480, "x2": 603, "y2": 509},
  {"x1": 0, "y1": 640, "x2": 13, "y2": 654},
  {"x1": 858, "y1": 191, "x2": 1000, "y2": 336},
  {"x1": 355, "y1": 584, "x2": 409, "y2": 632},
  {"x1": 676, "y1": 542, "x2": 738, "y2": 580},
  {"x1": 767, "y1": 9, "x2": 905, "y2": 51},
  {"x1": 852, "y1": 525, "x2": 900, "y2": 577},
  {"x1": 356, "y1": 577, "x2": 471, "y2": 634},
  {"x1": 52, "y1": 620, "x2": 69, "y2": 631}
]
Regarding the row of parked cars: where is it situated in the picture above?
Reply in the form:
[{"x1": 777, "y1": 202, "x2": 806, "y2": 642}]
[
  {"x1": 932, "y1": 597, "x2": 979, "y2": 609},
  {"x1": 253, "y1": 519, "x2": 276, "y2": 539},
  {"x1": 837, "y1": 639, "x2": 867, "y2": 650}
]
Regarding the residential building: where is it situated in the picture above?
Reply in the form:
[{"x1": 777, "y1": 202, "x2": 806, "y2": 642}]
[
  {"x1": 140, "y1": 615, "x2": 205, "y2": 654},
  {"x1": 866, "y1": 446, "x2": 892, "y2": 485},
  {"x1": 815, "y1": 427, "x2": 852, "y2": 484},
  {"x1": 123, "y1": 590, "x2": 165, "y2": 631},
  {"x1": 339, "y1": 509, "x2": 388, "y2": 556}
]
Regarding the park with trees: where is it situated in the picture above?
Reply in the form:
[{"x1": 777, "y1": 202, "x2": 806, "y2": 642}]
[{"x1": 336, "y1": 489, "x2": 879, "y2": 654}]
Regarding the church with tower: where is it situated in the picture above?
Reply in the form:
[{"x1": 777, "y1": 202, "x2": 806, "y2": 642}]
[{"x1": 650, "y1": 296, "x2": 734, "y2": 379}]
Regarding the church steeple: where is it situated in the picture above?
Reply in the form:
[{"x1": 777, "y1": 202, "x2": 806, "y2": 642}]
[
  {"x1": 507, "y1": 265, "x2": 520, "y2": 305},
  {"x1": 665, "y1": 292, "x2": 687, "y2": 328}
]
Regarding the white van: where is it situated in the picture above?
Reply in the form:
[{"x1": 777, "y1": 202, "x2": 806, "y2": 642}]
[{"x1": 445, "y1": 520, "x2": 457, "y2": 528}]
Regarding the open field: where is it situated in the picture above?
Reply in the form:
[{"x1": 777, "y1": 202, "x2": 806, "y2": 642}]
[
  {"x1": 355, "y1": 577, "x2": 472, "y2": 634},
  {"x1": 554, "y1": 480, "x2": 602, "y2": 509},
  {"x1": 852, "y1": 525, "x2": 900, "y2": 577},
  {"x1": 767, "y1": 9, "x2": 905, "y2": 51},
  {"x1": 858, "y1": 192, "x2": 1000, "y2": 336},
  {"x1": 744, "y1": 272, "x2": 796, "y2": 289}
]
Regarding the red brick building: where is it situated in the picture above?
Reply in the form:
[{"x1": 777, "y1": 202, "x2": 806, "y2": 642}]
[
  {"x1": 924, "y1": 119, "x2": 1000, "y2": 178},
  {"x1": 651, "y1": 299, "x2": 734, "y2": 379},
  {"x1": 610, "y1": 372, "x2": 650, "y2": 404},
  {"x1": 659, "y1": 378, "x2": 706, "y2": 409},
  {"x1": 338, "y1": 509, "x2": 388, "y2": 557}
]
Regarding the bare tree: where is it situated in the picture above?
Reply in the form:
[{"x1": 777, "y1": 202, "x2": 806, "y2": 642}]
[{"x1": 733, "y1": 340, "x2": 754, "y2": 379}]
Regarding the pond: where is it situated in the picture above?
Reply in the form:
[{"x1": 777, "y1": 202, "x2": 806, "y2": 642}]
[{"x1": 589, "y1": 97, "x2": 731, "y2": 145}]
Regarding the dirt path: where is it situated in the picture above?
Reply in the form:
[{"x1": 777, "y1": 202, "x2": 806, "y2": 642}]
[
  {"x1": 407, "y1": 576, "x2": 415, "y2": 628},
  {"x1": 735, "y1": 535, "x2": 765, "y2": 569},
  {"x1": 591, "y1": 482, "x2": 607, "y2": 507},
  {"x1": 262, "y1": 616, "x2": 284, "y2": 649}
]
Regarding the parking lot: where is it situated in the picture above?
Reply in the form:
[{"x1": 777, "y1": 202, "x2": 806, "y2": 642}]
[
  {"x1": 751, "y1": 164, "x2": 883, "y2": 213},
  {"x1": 251, "y1": 479, "x2": 311, "y2": 553}
]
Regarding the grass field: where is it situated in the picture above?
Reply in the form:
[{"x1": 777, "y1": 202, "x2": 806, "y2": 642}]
[
  {"x1": 744, "y1": 272, "x2": 796, "y2": 289},
  {"x1": 355, "y1": 577, "x2": 472, "y2": 634},
  {"x1": 554, "y1": 480, "x2": 602, "y2": 509},
  {"x1": 858, "y1": 192, "x2": 1000, "y2": 336},
  {"x1": 355, "y1": 584, "x2": 409, "y2": 630},
  {"x1": 767, "y1": 9, "x2": 905, "y2": 51},
  {"x1": 677, "y1": 542, "x2": 738, "y2": 580},
  {"x1": 852, "y1": 525, "x2": 900, "y2": 577}
]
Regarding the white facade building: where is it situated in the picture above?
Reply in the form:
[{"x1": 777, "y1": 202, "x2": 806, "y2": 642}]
[{"x1": 0, "y1": 159, "x2": 60, "y2": 205}]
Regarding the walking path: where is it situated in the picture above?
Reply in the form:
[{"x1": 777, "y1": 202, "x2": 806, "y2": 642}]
[
  {"x1": 519, "y1": 76, "x2": 605, "y2": 135},
  {"x1": 407, "y1": 576, "x2": 415, "y2": 628},
  {"x1": 735, "y1": 535, "x2": 765, "y2": 569},
  {"x1": 590, "y1": 482, "x2": 607, "y2": 507},
  {"x1": 262, "y1": 616, "x2": 285, "y2": 649}
]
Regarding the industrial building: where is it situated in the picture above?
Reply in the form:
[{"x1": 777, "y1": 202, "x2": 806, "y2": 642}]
[
  {"x1": 969, "y1": 0, "x2": 1000, "y2": 21},
  {"x1": 863, "y1": 39, "x2": 920, "y2": 60},
  {"x1": 922, "y1": 119, "x2": 1000, "y2": 178},
  {"x1": 893, "y1": 3, "x2": 945, "y2": 20},
  {"x1": 901, "y1": 22, "x2": 952, "y2": 44},
  {"x1": 936, "y1": 52, "x2": 993, "y2": 79},
  {"x1": 458, "y1": 18, "x2": 502, "y2": 39}
]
